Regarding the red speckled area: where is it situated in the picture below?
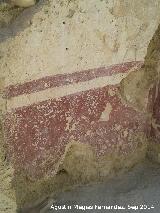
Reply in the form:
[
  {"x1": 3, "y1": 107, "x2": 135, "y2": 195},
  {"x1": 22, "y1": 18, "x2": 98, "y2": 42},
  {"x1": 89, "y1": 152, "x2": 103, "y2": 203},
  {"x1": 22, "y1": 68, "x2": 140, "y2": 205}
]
[
  {"x1": 4, "y1": 85, "x2": 148, "y2": 178},
  {"x1": 3, "y1": 61, "x2": 149, "y2": 178}
]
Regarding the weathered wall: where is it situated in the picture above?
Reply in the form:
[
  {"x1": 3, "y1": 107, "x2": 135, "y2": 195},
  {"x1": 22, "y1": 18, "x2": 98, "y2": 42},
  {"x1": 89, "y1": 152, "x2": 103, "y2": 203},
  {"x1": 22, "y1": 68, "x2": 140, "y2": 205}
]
[
  {"x1": 144, "y1": 25, "x2": 160, "y2": 163},
  {"x1": 0, "y1": 1, "x2": 23, "y2": 27},
  {"x1": 119, "y1": 24, "x2": 160, "y2": 163},
  {"x1": 1, "y1": 0, "x2": 160, "y2": 86},
  {"x1": 0, "y1": 0, "x2": 160, "y2": 209},
  {"x1": 0, "y1": 76, "x2": 16, "y2": 212}
]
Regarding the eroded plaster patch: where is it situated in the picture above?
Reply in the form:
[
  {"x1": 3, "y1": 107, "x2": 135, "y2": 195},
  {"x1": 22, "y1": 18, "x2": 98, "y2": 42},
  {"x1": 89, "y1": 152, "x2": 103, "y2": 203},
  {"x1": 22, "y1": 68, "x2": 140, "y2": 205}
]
[{"x1": 99, "y1": 103, "x2": 112, "y2": 122}]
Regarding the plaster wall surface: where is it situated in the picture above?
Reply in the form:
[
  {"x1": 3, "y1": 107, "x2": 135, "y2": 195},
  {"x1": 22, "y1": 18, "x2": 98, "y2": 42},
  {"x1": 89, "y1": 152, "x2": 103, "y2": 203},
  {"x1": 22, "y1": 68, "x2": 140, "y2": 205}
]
[
  {"x1": 0, "y1": 0, "x2": 160, "y2": 86},
  {"x1": 0, "y1": 0, "x2": 160, "y2": 208}
]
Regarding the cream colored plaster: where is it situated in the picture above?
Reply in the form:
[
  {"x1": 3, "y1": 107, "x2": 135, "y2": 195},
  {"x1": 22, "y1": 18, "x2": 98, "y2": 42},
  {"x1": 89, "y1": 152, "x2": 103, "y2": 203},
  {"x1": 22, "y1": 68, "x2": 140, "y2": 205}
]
[
  {"x1": 99, "y1": 102, "x2": 112, "y2": 122},
  {"x1": 0, "y1": 0, "x2": 160, "y2": 87}
]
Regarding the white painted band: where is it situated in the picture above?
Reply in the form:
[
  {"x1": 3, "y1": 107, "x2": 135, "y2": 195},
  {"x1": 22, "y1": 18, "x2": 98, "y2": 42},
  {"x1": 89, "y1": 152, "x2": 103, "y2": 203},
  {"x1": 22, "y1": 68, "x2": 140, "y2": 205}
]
[{"x1": 6, "y1": 72, "x2": 129, "y2": 111}]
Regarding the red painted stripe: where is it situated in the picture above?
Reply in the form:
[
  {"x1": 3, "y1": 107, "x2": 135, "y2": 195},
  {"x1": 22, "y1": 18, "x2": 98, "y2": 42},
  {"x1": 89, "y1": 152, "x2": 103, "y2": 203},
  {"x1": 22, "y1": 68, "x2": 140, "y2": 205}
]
[{"x1": 4, "y1": 61, "x2": 143, "y2": 99}]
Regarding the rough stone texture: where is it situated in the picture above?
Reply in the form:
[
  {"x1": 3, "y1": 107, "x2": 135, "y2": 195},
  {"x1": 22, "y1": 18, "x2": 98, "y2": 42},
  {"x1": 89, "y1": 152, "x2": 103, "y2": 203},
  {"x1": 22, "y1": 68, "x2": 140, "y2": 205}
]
[
  {"x1": 18, "y1": 160, "x2": 160, "y2": 213},
  {"x1": 11, "y1": 0, "x2": 36, "y2": 8},
  {"x1": 120, "y1": 25, "x2": 160, "y2": 112},
  {"x1": 145, "y1": 26, "x2": 160, "y2": 162},
  {"x1": 0, "y1": 77, "x2": 16, "y2": 212},
  {"x1": 120, "y1": 24, "x2": 160, "y2": 163},
  {"x1": 0, "y1": 0, "x2": 160, "y2": 210},
  {"x1": 0, "y1": 2, "x2": 23, "y2": 27}
]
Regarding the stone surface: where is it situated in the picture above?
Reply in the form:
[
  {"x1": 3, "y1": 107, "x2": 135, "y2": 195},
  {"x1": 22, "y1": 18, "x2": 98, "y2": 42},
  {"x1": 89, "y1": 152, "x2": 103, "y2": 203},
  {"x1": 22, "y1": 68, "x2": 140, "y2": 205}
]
[
  {"x1": 11, "y1": 0, "x2": 36, "y2": 8},
  {"x1": 120, "y1": 24, "x2": 160, "y2": 163},
  {"x1": 0, "y1": 0, "x2": 160, "y2": 209},
  {"x1": 18, "y1": 160, "x2": 160, "y2": 213},
  {"x1": 0, "y1": 1, "x2": 23, "y2": 27}
]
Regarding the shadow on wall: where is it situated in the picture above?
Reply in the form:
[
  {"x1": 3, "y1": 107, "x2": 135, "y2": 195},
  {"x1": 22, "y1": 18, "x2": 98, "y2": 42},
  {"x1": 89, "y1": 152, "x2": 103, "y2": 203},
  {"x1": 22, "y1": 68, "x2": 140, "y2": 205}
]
[{"x1": 0, "y1": 0, "x2": 46, "y2": 42}]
